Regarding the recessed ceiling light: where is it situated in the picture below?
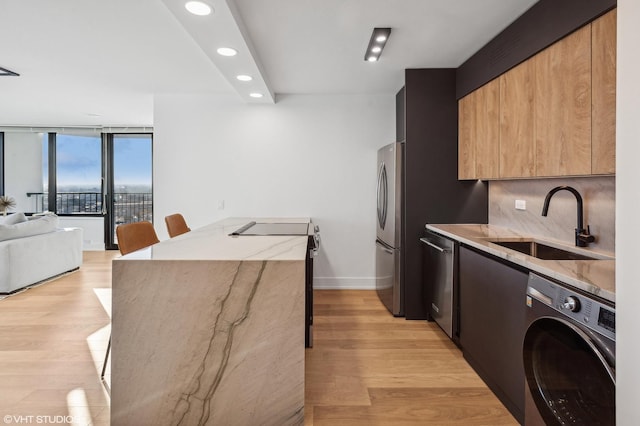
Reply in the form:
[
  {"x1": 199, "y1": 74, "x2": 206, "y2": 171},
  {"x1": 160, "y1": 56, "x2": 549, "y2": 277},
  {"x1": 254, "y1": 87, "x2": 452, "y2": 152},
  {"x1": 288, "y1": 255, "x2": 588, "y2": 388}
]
[
  {"x1": 185, "y1": 1, "x2": 212, "y2": 16},
  {"x1": 236, "y1": 75, "x2": 253, "y2": 82},
  {"x1": 249, "y1": 93, "x2": 263, "y2": 98},
  {"x1": 364, "y1": 28, "x2": 391, "y2": 62},
  {"x1": 217, "y1": 47, "x2": 238, "y2": 57}
]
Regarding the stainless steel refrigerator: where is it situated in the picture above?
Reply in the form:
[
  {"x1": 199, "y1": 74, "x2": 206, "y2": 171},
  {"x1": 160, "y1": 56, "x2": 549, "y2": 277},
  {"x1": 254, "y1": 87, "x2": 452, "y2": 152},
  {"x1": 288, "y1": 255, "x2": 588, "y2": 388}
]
[{"x1": 375, "y1": 141, "x2": 403, "y2": 316}]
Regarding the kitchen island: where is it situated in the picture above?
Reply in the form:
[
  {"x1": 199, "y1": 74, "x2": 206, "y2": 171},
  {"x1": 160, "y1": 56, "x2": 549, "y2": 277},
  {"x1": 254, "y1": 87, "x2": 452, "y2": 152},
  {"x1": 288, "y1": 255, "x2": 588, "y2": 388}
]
[{"x1": 111, "y1": 217, "x2": 310, "y2": 426}]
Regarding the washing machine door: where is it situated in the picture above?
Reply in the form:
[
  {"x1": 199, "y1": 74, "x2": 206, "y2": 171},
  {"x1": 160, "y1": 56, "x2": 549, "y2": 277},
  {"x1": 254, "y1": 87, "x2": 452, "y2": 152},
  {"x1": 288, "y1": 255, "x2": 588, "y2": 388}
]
[{"x1": 523, "y1": 317, "x2": 615, "y2": 425}]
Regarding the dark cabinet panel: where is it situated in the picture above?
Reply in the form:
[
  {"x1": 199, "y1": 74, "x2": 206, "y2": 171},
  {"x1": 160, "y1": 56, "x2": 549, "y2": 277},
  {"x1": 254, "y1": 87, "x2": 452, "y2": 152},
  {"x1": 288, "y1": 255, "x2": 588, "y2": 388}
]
[
  {"x1": 459, "y1": 246, "x2": 528, "y2": 424},
  {"x1": 396, "y1": 86, "x2": 406, "y2": 142},
  {"x1": 401, "y1": 70, "x2": 488, "y2": 320},
  {"x1": 456, "y1": 0, "x2": 616, "y2": 99}
]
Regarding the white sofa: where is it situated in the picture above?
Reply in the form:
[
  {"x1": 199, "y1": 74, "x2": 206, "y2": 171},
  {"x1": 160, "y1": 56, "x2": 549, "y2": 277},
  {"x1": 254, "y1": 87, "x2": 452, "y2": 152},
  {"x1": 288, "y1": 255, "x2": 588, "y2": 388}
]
[{"x1": 0, "y1": 213, "x2": 83, "y2": 294}]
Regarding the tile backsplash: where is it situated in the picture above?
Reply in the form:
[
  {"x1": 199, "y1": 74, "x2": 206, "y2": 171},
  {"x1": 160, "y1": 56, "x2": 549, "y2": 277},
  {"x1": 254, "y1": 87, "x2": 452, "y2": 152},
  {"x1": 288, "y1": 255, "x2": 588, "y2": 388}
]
[{"x1": 489, "y1": 176, "x2": 615, "y2": 254}]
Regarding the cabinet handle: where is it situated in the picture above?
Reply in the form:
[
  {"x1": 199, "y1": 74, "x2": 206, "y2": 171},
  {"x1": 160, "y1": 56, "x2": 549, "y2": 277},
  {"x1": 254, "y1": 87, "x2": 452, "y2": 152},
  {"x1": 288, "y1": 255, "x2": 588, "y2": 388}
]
[{"x1": 420, "y1": 238, "x2": 449, "y2": 253}]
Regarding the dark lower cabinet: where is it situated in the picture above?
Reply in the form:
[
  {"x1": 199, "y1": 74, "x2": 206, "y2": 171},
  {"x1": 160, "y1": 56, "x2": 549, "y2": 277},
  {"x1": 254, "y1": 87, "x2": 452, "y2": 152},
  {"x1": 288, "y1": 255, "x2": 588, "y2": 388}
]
[{"x1": 459, "y1": 246, "x2": 528, "y2": 424}]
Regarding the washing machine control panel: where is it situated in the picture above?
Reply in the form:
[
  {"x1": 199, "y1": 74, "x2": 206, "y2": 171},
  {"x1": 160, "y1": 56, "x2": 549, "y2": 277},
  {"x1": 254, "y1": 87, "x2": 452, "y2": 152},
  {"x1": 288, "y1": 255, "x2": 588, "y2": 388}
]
[
  {"x1": 562, "y1": 296, "x2": 581, "y2": 312},
  {"x1": 527, "y1": 273, "x2": 615, "y2": 341},
  {"x1": 597, "y1": 307, "x2": 616, "y2": 333}
]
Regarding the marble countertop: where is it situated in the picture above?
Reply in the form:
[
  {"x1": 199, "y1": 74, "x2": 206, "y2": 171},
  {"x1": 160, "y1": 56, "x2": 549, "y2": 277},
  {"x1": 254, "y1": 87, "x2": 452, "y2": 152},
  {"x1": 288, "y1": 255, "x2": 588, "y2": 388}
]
[
  {"x1": 118, "y1": 217, "x2": 311, "y2": 261},
  {"x1": 426, "y1": 224, "x2": 615, "y2": 303},
  {"x1": 111, "y1": 216, "x2": 309, "y2": 424}
]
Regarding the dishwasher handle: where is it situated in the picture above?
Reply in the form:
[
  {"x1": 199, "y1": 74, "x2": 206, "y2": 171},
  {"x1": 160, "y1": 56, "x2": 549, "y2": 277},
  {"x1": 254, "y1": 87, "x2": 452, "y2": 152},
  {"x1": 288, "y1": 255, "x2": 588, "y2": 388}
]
[{"x1": 420, "y1": 238, "x2": 450, "y2": 253}]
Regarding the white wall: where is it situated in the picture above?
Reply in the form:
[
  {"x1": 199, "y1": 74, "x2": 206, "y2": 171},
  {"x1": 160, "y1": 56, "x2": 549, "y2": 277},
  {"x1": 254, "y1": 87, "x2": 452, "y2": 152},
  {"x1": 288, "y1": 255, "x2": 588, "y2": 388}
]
[
  {"x1": 154, "y1": 93, "x2": 395, "y2": 288},
  {"x1": 616, "y1": 1, "x2": 640, "y2": 423},
  {"x1": 58, "y1": 217, "x2": 105, "y2": 251},
  {"x1": 4, "y1": 132, "x2": 43, "y2": 212}
]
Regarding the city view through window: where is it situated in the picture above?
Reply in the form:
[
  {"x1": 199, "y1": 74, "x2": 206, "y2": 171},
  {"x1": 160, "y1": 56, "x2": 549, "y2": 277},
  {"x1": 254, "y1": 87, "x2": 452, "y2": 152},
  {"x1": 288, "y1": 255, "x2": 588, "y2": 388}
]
[{"x1": 39, "y1": 134, "x2": 153, "y2": 227}]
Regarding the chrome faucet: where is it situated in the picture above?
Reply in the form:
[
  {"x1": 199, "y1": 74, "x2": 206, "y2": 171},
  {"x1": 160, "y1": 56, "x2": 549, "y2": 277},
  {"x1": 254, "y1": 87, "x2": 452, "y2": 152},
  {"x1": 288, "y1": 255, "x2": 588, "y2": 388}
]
[{"x1": 541, "y1": 186, "x2": 596, "y2": 247}]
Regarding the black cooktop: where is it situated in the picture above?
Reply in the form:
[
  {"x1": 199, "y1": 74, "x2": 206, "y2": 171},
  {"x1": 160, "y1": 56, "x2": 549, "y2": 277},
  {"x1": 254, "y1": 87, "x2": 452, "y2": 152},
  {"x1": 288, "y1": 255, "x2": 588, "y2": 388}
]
[{"x1": 230, "y1": 221, "x2": 309, "y2": 236}]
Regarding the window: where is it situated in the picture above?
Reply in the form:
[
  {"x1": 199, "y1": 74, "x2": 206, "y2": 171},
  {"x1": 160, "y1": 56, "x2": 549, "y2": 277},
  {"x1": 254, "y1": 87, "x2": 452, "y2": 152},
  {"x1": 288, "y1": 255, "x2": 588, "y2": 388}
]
[
  {"x1": 54, "y1": 133, "x2": 103, "y2": 214},
  {"x1": 1, "y1": 128, "x2": 153, "y2": 250},
  {"x1": 108, "y1": 134, "x2": 153, "y2": 247}
]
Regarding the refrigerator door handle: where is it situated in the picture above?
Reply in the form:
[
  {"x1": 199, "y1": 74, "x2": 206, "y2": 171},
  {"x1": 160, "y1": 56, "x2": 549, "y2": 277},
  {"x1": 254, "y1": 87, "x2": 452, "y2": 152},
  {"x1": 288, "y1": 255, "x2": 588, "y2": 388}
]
[
  {"x1": 377, "y1": 163, "x2": 388, "y2": 229},
  {"x1": 376, "y1": 163, "x2": 382, "y2": 227},
  {"x1": 382, "y1": 165, "x2": 388, "y2": 227},
  {"x1": 376, "y1": 240, "x2": 394, "y2": 254}
]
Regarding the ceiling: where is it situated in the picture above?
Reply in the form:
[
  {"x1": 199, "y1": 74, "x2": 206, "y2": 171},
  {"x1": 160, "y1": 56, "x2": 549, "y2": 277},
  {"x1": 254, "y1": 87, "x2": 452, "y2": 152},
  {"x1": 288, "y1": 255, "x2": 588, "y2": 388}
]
[{"x1": 0, "y1": 0, "x2": 538, "y2": 127}]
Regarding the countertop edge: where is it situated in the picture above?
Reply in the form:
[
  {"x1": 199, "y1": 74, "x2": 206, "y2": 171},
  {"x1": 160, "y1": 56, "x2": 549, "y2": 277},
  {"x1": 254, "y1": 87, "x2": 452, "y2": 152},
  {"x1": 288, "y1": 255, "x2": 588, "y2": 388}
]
[
  {"x1": 425, "y1": 224, "x2": 615, "y2": 303},
  {"x1": 114, "y1": 217, "x2": 312, "y2": 262}
]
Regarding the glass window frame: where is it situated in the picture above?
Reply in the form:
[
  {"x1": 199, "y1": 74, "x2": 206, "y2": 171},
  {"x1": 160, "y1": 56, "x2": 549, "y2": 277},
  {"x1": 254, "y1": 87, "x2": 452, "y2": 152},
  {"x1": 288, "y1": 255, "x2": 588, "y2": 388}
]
[
  {"x1": 41, "y1": 132, "x2": 153, "y2": 218},
  {"x1": 47, "y1": 132, "x2": 105, "y2": 217},
  {"x1": 48, "y1": 132, "x2": 104, "y2": 216},
  {"x1": 105, "y1": 133, "x2": 154, "y2": 249}
]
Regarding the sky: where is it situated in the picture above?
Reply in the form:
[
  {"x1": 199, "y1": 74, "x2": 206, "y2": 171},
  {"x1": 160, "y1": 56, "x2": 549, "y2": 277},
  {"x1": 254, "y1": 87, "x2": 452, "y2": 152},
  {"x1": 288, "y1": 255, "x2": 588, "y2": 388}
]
[{"x1": 45, "y1": 134, "x2": 152, "y2": 188}]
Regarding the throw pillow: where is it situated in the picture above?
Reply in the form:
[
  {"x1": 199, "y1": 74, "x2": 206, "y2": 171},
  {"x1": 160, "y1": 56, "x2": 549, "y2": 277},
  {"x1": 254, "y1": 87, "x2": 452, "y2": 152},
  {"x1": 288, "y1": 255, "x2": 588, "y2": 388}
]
[
  {"x1": 0, "y1": 213, "x2": 59, "y2": 242},
  {"x1": 0, "y1": 212, "x2": 27, "y2": 225}
]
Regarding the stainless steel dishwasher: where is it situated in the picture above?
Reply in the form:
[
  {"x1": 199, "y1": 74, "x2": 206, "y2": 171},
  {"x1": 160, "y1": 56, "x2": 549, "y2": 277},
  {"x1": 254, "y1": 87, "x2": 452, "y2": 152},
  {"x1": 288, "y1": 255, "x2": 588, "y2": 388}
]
[{"x1": 421, "y1": 231, "x2": 455, "y2": 338}]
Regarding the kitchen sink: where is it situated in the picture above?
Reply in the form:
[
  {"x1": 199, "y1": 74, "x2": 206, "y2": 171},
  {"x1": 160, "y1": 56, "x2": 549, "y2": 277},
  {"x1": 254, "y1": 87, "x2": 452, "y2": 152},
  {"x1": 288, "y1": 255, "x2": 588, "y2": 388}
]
[{"x1": 489, "y1": 240, "x2": 604, "y2": 261}]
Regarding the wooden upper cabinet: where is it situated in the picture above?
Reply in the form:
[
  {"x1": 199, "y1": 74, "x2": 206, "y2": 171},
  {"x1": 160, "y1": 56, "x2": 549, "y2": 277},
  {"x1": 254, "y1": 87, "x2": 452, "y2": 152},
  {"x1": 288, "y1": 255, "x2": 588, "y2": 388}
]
[
  {"x1": 591, "y1": 9, "x2": 617, "y2": 174},
  {"x1": 458, "y1": 79, "x2": 500, "y2": 180},
  {"x1": 458, "y1": 91, "x2": 477, "y2": 179},
  {"x1": 535, "y1": 24, "x2": 592, "y2": 177},
  {"x1": 474, "y1": 79, "x2": 500, "y2": 179},
  {"x1": 458, "y1": 9, "x2": 616, "y2": 180},
  {"x1": 500, "y1": 59, "x2": 535, "y2": 178}
]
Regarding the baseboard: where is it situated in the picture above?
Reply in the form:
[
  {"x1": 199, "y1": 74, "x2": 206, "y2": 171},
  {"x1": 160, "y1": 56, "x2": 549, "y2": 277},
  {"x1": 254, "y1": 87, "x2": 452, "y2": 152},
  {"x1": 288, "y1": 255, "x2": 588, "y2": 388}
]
[
  {"x1": 313, "y1": 277, "x2": 375, "y2": 290},
  {"x1": 83, "y1": 243, "x2": 105, "y2": 251}
]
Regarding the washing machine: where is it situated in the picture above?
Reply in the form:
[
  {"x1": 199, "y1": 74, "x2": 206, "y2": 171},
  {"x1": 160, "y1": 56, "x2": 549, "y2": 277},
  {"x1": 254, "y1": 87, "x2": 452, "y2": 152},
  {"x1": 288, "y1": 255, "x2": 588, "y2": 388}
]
[{"x1": 523, "y1": 272, "x2": 615, "y2": 425}]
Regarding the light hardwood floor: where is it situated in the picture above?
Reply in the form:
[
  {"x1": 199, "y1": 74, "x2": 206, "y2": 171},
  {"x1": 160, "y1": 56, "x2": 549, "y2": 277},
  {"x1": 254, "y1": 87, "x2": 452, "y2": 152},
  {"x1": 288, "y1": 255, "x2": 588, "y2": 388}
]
[
  {"x1": 0, "y1": 251, "x2": 117, "y2": 425},
  {"x1": 0, "y1": 252, "x2": 516, "y2": 425},
  {"x1": 306, "y1": 290, "x2": 517, "y2": 425}
]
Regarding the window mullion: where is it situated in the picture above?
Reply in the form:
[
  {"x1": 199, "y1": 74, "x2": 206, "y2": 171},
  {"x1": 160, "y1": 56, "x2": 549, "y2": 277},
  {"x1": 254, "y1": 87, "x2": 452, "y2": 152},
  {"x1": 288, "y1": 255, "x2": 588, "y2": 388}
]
[{"x1": 48, "y1": 133, "x2": 56, "y2": 212}]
